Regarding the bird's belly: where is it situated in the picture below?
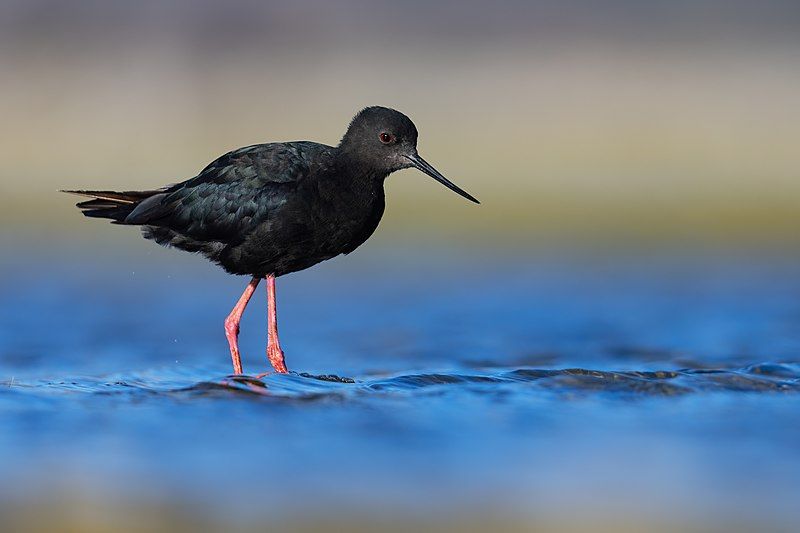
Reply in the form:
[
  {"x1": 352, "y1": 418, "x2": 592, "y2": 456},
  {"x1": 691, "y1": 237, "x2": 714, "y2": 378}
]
[
  {"x1": 219, "y1": 212, "x2": 377, "y2": 277},
  {"x1": 217, "y1": 188, "x2": 384, "y2": 277},
  {"x1": 220, "y1": 238, "x2": 335, "y2": 277}
]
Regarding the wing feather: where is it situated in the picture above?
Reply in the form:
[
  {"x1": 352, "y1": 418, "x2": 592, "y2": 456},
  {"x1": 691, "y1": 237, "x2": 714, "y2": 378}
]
[{"x1": 131, "y1": 142, "x2": 325, "y2": 244}]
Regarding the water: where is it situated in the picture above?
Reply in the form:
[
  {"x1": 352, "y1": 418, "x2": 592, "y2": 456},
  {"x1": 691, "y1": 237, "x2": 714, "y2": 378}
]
[{"x1": 1, "y1": 245, "x2": 800, "y2": 530}]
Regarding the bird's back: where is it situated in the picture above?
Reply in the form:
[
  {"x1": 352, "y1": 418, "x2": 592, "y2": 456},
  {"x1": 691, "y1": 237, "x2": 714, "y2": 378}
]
[{"x1": 133, "y1": 142, "x2": 324, "y2": 236}]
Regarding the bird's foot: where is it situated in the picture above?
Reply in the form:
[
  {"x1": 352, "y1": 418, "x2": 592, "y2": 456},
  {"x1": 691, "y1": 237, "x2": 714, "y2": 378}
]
[
  {"x1": 267, "y1": 344, "x2": 289, "y2": 374},
  {"x1": 255, "y1": 368, "x2": 288, "y2": 379}
]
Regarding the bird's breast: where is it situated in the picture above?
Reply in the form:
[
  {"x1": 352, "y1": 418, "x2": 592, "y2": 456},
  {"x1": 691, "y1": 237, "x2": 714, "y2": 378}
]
[{"x1": 315, "y1": 185, "x2": 385, "y2": 256}]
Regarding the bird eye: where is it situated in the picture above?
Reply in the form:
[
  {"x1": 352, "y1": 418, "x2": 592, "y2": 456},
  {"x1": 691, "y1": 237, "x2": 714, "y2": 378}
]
[{"x1": 379, "y1": 132, "x2": 395, "y2": 144}]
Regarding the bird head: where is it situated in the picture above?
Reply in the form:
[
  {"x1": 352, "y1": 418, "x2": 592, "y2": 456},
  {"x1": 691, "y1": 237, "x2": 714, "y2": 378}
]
[{"x1": 339, "y1": 106, "x2": 479, "y2": 204}]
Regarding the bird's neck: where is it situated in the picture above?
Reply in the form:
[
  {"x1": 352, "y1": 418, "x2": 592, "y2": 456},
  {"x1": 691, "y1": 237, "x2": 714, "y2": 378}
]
[{"x1": 333, "y1": 148, "x2": 390, "y2": 190}]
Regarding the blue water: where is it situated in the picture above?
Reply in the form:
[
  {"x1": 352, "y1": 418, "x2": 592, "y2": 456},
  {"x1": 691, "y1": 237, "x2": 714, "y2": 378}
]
[{"x1": 1, "y1": 245, "x2": 799, "y2": 527}]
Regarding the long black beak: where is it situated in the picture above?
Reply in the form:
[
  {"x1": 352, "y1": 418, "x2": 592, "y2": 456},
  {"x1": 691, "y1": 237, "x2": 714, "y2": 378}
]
[{"x1": 406, "y1": 153, "x2": 480, "y2": 204}]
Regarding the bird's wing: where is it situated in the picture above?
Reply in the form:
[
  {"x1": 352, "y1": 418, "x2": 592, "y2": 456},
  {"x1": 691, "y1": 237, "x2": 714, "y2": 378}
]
[{"x1": 126, "y1": 142, "x2": 323, "y2": 243}]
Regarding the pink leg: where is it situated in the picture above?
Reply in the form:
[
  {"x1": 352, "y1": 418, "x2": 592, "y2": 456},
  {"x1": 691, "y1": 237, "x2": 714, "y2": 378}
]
[
  {"x1": 224, "y1": 277, "x2": 260, "y2": 374},
  {"x1": 266, "y1": 274, "x2": 289, "y2": 373}
]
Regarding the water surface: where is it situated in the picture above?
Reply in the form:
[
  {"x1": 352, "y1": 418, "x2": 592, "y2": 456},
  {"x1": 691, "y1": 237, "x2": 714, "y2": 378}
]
[{"x1": 1, "y1": 247, "x2": 799, "y2": 529}]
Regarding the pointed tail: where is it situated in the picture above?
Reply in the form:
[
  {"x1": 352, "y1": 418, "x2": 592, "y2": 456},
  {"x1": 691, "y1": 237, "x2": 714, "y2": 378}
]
[{"x1": 62, "y1": 189, "x2": 163, "y2": 224}]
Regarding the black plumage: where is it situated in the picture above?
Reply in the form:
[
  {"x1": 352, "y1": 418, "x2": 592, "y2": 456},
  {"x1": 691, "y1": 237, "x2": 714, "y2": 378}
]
[
  {"x1": 66, "y1": 107, "x2": 477, "y2": 278},
  {"x1": 64, "y1": 106, "x2": 478, "y2": 374}
]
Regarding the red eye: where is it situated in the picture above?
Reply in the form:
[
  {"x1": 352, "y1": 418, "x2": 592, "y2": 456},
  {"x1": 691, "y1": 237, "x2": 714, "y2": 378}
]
[{"x1": 379, "y1": 132, "x2": 394, "y2": 144}]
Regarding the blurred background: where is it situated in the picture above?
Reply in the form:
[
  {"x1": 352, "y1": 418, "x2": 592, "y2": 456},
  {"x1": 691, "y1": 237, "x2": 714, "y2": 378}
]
[
  {"x1": 2, "y1": 1, "x2": 800, "y2": 531},
  {"x1": 2, "y1": 0, "x2": 800, "y2": 249}
]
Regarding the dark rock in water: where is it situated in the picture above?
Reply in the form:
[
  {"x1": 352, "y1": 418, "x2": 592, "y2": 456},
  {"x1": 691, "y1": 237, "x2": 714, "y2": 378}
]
[{"x1": 299, "y1": 373, "x2": 356, "y2": 384}]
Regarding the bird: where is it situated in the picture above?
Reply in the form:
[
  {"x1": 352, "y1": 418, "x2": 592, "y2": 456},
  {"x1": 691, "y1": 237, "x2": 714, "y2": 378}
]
[{"x1": 64, "y1": 106, "x2": 479, "y2": 375}]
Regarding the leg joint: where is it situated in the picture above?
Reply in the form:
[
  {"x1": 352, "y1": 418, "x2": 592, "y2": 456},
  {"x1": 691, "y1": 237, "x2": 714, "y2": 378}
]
[{"x1": 224, "y1": 316, "x2": 240, "y2": 337}]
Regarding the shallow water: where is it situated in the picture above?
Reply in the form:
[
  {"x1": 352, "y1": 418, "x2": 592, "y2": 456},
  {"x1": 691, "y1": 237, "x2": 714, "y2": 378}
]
[{"x1": 1, "y1": 247, "x2": 800, "y2": 528}]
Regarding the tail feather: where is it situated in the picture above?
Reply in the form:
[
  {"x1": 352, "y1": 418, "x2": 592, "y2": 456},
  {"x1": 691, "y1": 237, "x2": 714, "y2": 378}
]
[{"x1": 62, "y1": 189, "x2": 163, "y2": 224}]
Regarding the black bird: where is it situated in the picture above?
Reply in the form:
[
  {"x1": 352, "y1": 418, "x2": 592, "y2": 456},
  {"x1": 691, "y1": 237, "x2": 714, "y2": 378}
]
[{"x1": 65, "y1": 106, "x2": 479, "y2": 375}]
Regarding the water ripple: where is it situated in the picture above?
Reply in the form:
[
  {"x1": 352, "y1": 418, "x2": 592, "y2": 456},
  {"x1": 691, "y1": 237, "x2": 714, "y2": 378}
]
[{"x1": 3, "y1": 362, "x2": 798, "y2": 401}]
